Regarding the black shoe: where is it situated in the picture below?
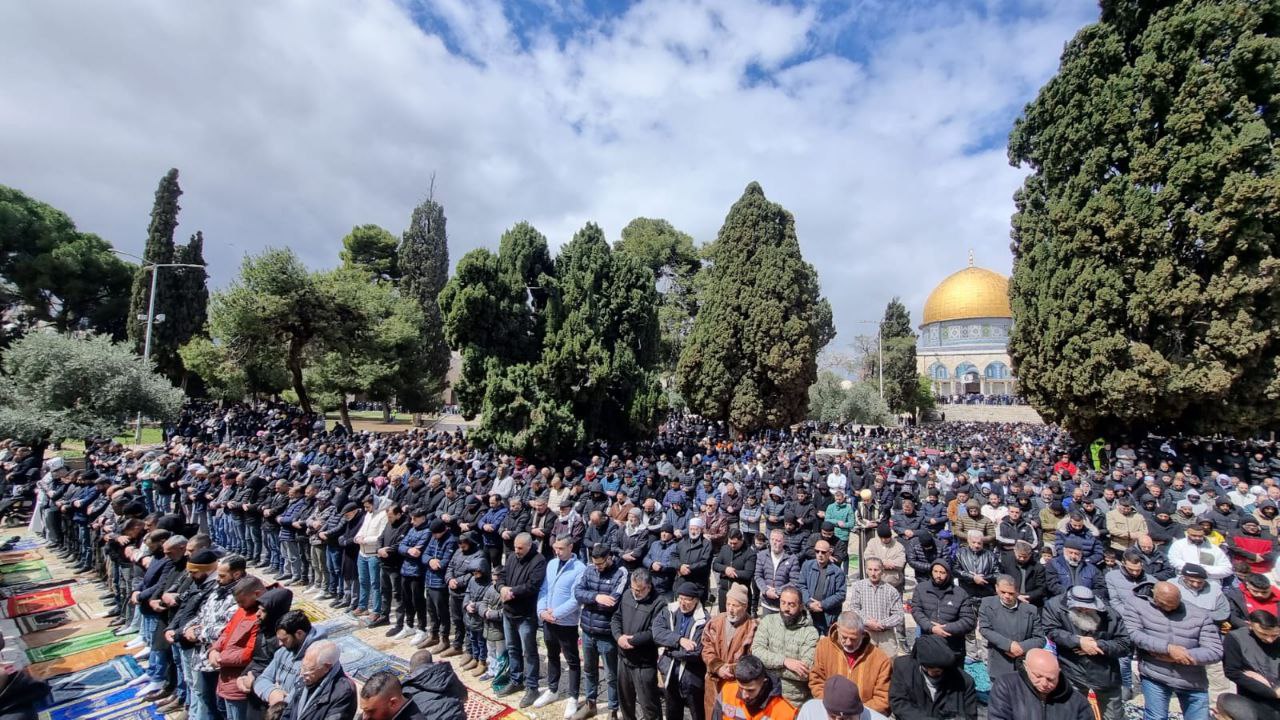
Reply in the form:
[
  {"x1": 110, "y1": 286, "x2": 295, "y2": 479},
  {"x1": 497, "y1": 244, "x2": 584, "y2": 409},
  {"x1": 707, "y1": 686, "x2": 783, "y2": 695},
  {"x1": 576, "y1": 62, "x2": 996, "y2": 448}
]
[
  {"x1": 109, "y1": 617, "x2": 126, "y2": 627},
  {"x1": 498, "y1": 684, "x2": 522, "y2": 698},
  {"x1": 103, "y1": 609, "x2": 121, "y2": 618},
  {"x1": 385, "y1": 624, "x2": 403, "y2": 637},
  {"x1": 519, "y1": 689, "x2": 539, "y2": 708},
  {"x1": 319, "y1": 593, "x2": 334, "y2": 600},
  {"x1": 368, "y1": 614, "x2": 389, "y2": 628}
]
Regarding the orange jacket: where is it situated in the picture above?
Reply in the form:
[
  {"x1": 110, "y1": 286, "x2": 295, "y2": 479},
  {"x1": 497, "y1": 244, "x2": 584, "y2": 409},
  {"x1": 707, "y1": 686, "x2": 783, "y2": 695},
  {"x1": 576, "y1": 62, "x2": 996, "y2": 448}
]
[
  {"x1": 212, "y1": 606, "x2": 260, "y2": 700},
  {"x1": 807, "y1": 626, "x2": 892, "y2": 714},
  {"x1": 715, "y1": 681, "x2": 796, "y2": 720}
]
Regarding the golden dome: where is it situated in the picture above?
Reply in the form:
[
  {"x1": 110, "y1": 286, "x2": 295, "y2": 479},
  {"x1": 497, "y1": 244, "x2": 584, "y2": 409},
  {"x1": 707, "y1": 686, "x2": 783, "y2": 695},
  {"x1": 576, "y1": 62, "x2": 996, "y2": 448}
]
[{"x1": 922, "y1": 265, "x2": 1011, "y2": 325}]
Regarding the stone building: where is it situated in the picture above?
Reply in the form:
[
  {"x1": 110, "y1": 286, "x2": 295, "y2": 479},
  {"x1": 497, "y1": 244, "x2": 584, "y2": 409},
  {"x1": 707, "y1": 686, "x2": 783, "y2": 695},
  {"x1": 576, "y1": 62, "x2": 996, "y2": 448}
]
[{"x1": 916, "y1": 259, "x2": 1017, "y2": 399}]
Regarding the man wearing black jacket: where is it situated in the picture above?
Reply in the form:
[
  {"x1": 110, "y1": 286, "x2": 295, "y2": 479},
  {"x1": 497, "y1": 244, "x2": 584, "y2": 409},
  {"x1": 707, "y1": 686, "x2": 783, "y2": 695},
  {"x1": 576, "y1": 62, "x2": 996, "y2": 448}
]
[
  {"x1": 986, "y1": 649, "x2": 1092, "y2": 720},
  {"x1": 611, "y1": 567, "x2": 664, "y2": 720},
  {"x1": 1222, "y1": 610, "x2": 1280, "y2": 720},
  {"x1": 998, "y1": 542, "x2": 1047, "y2": 607},
  {"x1": 498, "y1": 533, "x2": 548, "y2": 708},
  {"x1": 1041, "y1": 586, "x2": 1131, "y2": 720},
  {"x1": 675, "y1": 518, "x2": 713, "y2": 600},
  {"x1": 712, "y1": 530, "x2": 756, "y2": 613},
  {"x1": 888, "y1": 634, "x2": 977, "y2": 720},
  {"x1": 379, "y1": 504, "x2": 410, "y2": 636}
]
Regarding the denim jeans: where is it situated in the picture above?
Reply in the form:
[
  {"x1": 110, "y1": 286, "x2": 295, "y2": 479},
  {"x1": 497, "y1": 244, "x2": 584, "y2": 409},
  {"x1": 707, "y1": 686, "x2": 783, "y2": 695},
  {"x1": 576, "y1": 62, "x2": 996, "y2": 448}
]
[
  {"x1": 264, "y1": 529, "x2": 281, "y2": 570},
  {"x1": 171, "y1": 644, "x2": 187, "y2": 702},
  {"x1": 1141, "y1": 677, "x2": 1209, "y2": 720},
  {"x1": 223, "y1": 698, "x2": 248, "y2": 720},
  {"x1": 503, "y1": 615, "x2": 540, "y2": 690},
  {"x1": 282, "y1": 539, "x2": 302, "y2": 578},
  {"x1": 183, "y1": 648, "x2": 208, "y2": 720},
  {"x1": 77, "y1": 524, "x2": 93, "y2": 566},
  {"x1": 326, "y1": 546, "x2": 343, "y2": 595},
  {"x1": 156, "y1": 493, "x2": 173, "y2": 514},
  {"x1": 200, "y1": 670, "x2": 223, "y2": 720},
  {"x1": 582, "y1": 631, "x2": 619, "y2": 709},
  {"x1": 245, "y1": 523, "x2": 262, "y2": 562},
  {"x1": 357, "y1": 554, "x2": 381, "y2": 611}
]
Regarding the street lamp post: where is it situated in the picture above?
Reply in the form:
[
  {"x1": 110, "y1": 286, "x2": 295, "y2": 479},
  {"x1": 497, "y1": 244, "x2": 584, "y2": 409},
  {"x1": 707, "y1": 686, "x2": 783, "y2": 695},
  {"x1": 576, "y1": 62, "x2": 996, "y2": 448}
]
[{"x1": 114, "y1": 251, "x2": 205, "y2": 443}]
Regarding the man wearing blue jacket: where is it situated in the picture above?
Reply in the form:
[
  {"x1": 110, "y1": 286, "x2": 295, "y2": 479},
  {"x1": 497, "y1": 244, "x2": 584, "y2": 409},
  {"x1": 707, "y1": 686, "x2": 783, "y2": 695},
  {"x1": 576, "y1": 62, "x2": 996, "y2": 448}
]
[
  {"x1": 535, "y1": 535, "x2": 586, "y2": 714},
  {"x1": 395, "y1": 510, "x2": 433, "y2": 647},
  {"x1": 423, "y1": 519, "x2": 458, "y2": 653}
]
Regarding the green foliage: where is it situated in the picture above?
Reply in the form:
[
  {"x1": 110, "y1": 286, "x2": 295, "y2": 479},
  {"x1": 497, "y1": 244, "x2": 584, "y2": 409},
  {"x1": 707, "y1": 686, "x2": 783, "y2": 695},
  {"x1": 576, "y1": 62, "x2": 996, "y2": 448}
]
[
  {"x1": 875, "y1": 299, "x2": 920, "y2": 414},
  {"x1": 614, "y1": 218, "x2": 701, "y2": 377},
  {"x1": 677, "y1": 182, "x2": 835, "y2": 434},
  {"x1": 439, "y1": 225, "x2": 549, "y2": 418},
  {"x1": 396, "y1": 198, "x2": 451, "y2": 406},
  {"x1": 541, "y1": 222, "x2": 663, "y2": 442},
  {"x1": 341, "y1": 224, "x2": 399, "y2": 281},
  {"x1": 470, "y1": 362, "x2": 584, "y2": 457},
  {"x1": 0, "y1": 332, "x2": 184, "y2": 443},
  {"x1": 1007, "y1": 0, "x2": 1280, "y2": 439},
  {"x1": 807, "y1": 371, "x2": 892, "y2": 425},
  {"x1": 0, "y1": 186, "x2": 135, "y2": 340},
  {"x1": 125, "y1": 169, "x2": 208, "y2": 384},
  {"x1": 178, "y1": 336, "x2": 246, "y2": 402}
]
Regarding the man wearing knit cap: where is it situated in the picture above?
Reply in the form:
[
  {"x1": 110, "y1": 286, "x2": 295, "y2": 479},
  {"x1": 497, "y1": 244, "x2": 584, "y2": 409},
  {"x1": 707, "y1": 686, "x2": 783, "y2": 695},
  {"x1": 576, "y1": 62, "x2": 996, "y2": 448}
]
[
  {"x1": 796, "y1": 676, "x2": 887, "y2": 720},
  {"x1": 655, "y1": 582, "x2": 708, "y2": 720},
  {"x1": 700, "y1": 584, "x2": 756, "y2": 720}
]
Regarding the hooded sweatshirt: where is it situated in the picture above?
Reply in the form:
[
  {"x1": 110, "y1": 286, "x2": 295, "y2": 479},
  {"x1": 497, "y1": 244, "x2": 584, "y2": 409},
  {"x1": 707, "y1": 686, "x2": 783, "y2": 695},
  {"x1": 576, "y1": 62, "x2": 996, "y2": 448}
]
[{"x1": 403, "y1": 662, "x2": 467, "y2": 720}]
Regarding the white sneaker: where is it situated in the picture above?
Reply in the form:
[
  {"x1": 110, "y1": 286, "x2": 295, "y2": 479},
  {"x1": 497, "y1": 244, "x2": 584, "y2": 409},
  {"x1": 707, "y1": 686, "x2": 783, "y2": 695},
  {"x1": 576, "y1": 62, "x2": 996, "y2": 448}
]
[
  {"x1": 392, "y1": 626, "x2": 412, "y2": 640},
  {"x1": 126, "y1": 676, "x2": 150, "y2": 688},
  {"x1": 114, "y1": 627, "x2": 136, "y2": 637},
  {"x1": 134, "y1": 681, "x2": 161, "y2": 696},
  {"x1": 409, "y1": 631, "x2": 426, "y2": 646},
  {"x1": 132, "y1": 648, "x2": 150, "y2": 660},
  {"x1": 533, "y1": 689, "x2": 558, "y2": 708},
  {"x1": 564, "y1": 699, "x2": 578, "y2": 718},
  {"x1": 124, "y1": 638, "x2": 146, "y2": 649}
]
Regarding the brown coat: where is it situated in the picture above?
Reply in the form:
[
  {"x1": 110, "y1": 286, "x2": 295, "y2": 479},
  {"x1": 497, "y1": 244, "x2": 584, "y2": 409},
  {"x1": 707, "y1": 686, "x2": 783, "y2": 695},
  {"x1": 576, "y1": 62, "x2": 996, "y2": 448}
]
[
  {"x1": 700, "y1": 613, "x2": 757, "y2": 719},
  {"x1": 807, "y1": 625, "x2": 892, "y2": 714}
]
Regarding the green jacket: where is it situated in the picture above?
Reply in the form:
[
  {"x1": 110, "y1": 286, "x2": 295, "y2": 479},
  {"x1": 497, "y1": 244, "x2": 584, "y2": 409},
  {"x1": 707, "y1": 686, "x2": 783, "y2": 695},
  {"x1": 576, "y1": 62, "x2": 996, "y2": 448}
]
[
  {"x1": 751, "y1": 610, "x2": 819, "y2": 706},
  {"x1": 825, "y1": 501, "x2": 855, "y2": 541}
]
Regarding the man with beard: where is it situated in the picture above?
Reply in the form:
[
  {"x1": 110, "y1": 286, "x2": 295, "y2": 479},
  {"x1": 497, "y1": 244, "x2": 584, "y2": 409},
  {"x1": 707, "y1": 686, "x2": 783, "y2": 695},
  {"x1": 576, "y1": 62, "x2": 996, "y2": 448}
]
[
  {"x1": 1222, "y1": 609, "x2": 1280, "y2": 720},
  {"x1": 535, "y1": 536, "x2": 586, "y2": 713},
  {"x1": 892, "y1": 495, "x2": 926, "y2": 541},
  {"x1": 1042, "y1": 586, "x2": 1133, "y2": 719},
  {"x1": 1226, "y1": 517, "x2": 1276, "y2": 576},
  {"x1": 1169, "y1": 525, "x2": 1232, "y2": 580},
  {"x1": 952, "y1": 500, "x2": 995, "y2": 544},
  {"x1": 978, "y1": 575, "x2": 1045, "y2": 680},
  {"x1": 804, "y1": 523, "x2": 848, "y2": 569},
  {"x1": 166, "y1": 549, "x2": 222, "y2": 720},
  {"x1": 584, "y1": 511, "x2": 620, "y2": 559},
  {"x1": 618, "y1": 508, "x2": 650, "y2": 572},
  {"x1": 861, "y1": 524, "x2": 906, "y2": 594},
  {"x1": 998, "y1": 541, "x2": 1047, "y2": 607},
  {"x1": 645, "y1": 524, "x2": 681, "y2": 599},
  {"x1": 613, "y1": 568, "x2": 664, "y2": 720},
  {"x1": 986, "y1": 649, "x2": 1092, "y2": 720},
  {"x1": 887, "y1": 635, "x2": 977, "y2": 720},
  {"x1": 753, "y1": 586, "x2": 819, "y2": 708},
  {"x1": 499, "y1": 497, "x2": 531, "y2": 559},
  {"x1": 912, "y1": 557, "x2": 979, "y2": 659},
  {"x1": 252, "y1": 611, "x2": 328, "y2": 709},
  {"x1": 174, "y1": 554, "x2": 248, "y2": 720},
  {"x1": 1136, "y1": 534, "x2": 1176, "y2": 579},
  {"x1": 755, "y1": 529, "x2": 802, "y2": 615},
  {"x1": 846, "y1": 558, "x2": 904, "y2": 657},
  {"x1": 905, "y1": 532, "x2": 940, "y2": 578},
  {"x1": 700, "y1": 585, "x2": 757, "y2": 720},
  {"x1": 995, "y1": 505, "x2": 1039, "y2": 552},
  {"x1": 574, "y1": 545, "x2": 630, "y2": 720},
  {"x1": 954, "y1": 529, "x2": 998, "y2": 601},
  {"x1": 1046, "y1": 539, "x2": 1105, "y2": 600},
  {"x1": 676, "y1": 518, "x2": 714, "y2": 599},
  {"x1": 807, "y1": 611, "x2": 892, "y2": 714},
  {"x1": 713, "y1": 530, "x2": 757, "y2": 613},
  {"x1": 1123, "y1": 581, "x2": 1222, "y2": 720},
  {"x1": 713, "y1": 654, "x2": 797, "y2": 720},
  {"x1": 786, "y1": 488, "x2": 817, "y2": 534},
  {"x1": 1054, "y1": 511, "x2": 1103, "y2": 565},
  {"x1": 1106, "y1": 497, "x2": 1147, "y2": 552}
]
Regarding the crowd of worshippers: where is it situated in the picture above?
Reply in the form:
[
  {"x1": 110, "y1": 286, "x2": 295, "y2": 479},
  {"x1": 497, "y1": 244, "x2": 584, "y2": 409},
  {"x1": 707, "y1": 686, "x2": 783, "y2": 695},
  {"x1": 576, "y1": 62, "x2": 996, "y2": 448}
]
[{"x1": 14, "y1": 404, "x2": 1280, "y2": 720}]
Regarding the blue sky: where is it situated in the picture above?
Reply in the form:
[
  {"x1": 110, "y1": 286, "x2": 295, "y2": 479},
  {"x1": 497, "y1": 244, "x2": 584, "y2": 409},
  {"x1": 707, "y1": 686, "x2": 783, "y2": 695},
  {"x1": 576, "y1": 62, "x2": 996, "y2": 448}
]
[{"x1": 0, "y1": 0, "x2": 1099, "y2": 346}]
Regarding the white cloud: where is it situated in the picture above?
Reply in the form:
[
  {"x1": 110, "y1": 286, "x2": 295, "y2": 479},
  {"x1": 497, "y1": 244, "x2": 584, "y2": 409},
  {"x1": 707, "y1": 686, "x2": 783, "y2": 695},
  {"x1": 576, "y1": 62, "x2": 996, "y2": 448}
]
[{"x1": 0, "y1": 0, "x2": 1096, "y2": 344}]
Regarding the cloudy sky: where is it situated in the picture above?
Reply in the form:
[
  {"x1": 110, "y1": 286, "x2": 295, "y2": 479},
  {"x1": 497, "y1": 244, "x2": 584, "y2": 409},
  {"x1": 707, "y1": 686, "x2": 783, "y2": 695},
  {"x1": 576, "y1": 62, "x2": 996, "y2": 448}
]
[{"x1": 1, "y1": 0, "x2": 1097, "y2": 345}]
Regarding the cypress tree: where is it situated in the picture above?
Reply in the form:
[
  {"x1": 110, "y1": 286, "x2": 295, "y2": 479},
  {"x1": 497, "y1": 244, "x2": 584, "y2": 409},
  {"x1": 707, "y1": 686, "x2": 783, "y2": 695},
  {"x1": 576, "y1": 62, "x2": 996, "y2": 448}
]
[
  {"x1": 127, "y1": 169, "x2": 183, "y2": 381},
  {"x1": 878, "y1": 298, "x2": 920, "y2": 415},
  {"x1": 1008, "y1": 0, "x2": 1280, "y2": 439},
  {"x1": 677, "y1": 182, "x2": 835, "y2": 434},
  {"x1": 397, "y1": 197, "x2": 451, "y2": 401}
]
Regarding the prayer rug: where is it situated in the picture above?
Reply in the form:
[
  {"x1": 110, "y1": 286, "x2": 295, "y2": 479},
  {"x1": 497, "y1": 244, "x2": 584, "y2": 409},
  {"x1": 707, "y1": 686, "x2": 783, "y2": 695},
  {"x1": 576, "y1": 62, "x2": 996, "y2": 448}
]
[
  {"x1": 1, "y1": 577, "x2": 75, "y2": 597},
  {"x1": 1, "y1": 538, "x2": 46, "y2": 551},
  {"x1": 27, "y1": 628, "x2": 120, "y2": 662},
  {"x1": 24, "y1": 617, "x2": 116, "y2": 647},
  {"x1": 962, "y1": 658, "x2": 991, "y2": 704},
  {"x1": 314, "y1": 614, "x2": 359, "y2": 638},
  {"x1": 37, "y1": 656, "x2": 144, "y2": 709},
  {"x1": 0, "y1": 560, "x2": 47, "y2": 573},
  {"x1": 0, "y1": 550, "x2": 43, "y2": 563},
  {"x1": 292, "y1": 600, "x2": 335, "y2": 624},
  {"x1": 16, "y1": 604, "x2": 90, "y2": 634},
  {"x1": 464, "y1": 690, "x2": 515, "y2": 720},
  {"x1": 350, "y1": 652, "x2": 408, "y2": 682},
  {"x1": 332, "y1": 635, "x2": 388, "y2": 681},
  {"x1": 27, "y1": 640, "x2": 131, "y2": 679},
  {"x1": 2, "y1": 567, "x2": 52, "y2": 586},
  {"x1": 91, "y1": 705, "x2": 164, "y2": 720},
  {"x1": 39, "y1": 682, "x2": 151, "y2": 720},
  {"x1": 6, "y1": 586, "x2": 74, "y2": 617}
]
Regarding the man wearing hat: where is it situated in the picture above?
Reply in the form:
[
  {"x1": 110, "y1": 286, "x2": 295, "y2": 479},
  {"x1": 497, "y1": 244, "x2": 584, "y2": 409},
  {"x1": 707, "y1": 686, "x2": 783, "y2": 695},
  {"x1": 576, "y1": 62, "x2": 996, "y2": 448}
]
[
  {"x1": 1045, "y1": 537, "x2": 1105, "y2": 600},
  {"x1": 644, "y1": 524, "x2": 680, "y2": 599},
  {"x1": 887, "y1": 635, "x2": 977, "y2": 720},
  {"x1": 422, "y1": 518, "x2": 458, "y2": 653},
  {"x1": 797, "y1": 676, "x2": 887, "y2": 720},
  {"x1": 655, "y1": 582, "x2": 709, "y2": 720},
  {"x1": 675, "y1": 517, "x2": 714, "y2": 599},
  {"x1": 1042, "y1": 585, "x2": 1132, "y2": 718},
  {"x1": 700, "y1": 583, "x2": 757, "y2": 720}
]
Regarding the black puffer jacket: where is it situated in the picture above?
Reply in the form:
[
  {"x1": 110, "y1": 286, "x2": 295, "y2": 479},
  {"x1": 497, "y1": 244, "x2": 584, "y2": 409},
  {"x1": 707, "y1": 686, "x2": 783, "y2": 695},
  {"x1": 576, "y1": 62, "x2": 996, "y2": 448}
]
[
  {"x1": 888, "y1": 651, "x2": 977, "y2": 720},
  {"x1": 403, "y1": 662, "x2": 466, "y2": 720},
  {"x1": 986, "y1": 664, "x2": 1093, "y2": 720},
  {"x1": 611, "y1": 587, "x2": 665, "y2": 667},
  {"x1": 0, "y1": 670, "x2": 50, "y2": 720},
  {"x1": 910, "y1": 571, "x2": 976, "y2": 654}
]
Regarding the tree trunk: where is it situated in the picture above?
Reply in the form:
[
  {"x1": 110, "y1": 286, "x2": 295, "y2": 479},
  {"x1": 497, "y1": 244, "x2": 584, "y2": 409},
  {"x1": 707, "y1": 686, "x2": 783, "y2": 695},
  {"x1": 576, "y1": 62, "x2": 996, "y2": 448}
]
[
  {"x1": 287, "y1": 338, "x2": 312, "y2": 414},
  {"x1": 382, "y1": 402, "x2": 392, "y2": 423},
  {"x1": 339, "y1": 396, "x2": 353, "y2": 431}
]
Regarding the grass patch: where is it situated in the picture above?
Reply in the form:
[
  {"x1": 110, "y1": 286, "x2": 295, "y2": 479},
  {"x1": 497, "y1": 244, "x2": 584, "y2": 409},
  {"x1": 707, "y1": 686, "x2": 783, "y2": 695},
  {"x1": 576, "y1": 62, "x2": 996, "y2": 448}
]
[{"x1": 51, "y1": 427, "x2": 166, "y2": 461}]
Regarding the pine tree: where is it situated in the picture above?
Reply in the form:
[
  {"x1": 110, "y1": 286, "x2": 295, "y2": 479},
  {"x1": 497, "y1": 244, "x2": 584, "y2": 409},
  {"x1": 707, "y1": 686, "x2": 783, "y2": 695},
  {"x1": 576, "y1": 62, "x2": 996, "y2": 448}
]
[
  {"x1": 878, "y1": 298, "x2": 920, "y2": 415},
  {"x1": 614, "y1": 218, "x2": 701, "y2": 379},
  {"x1": 397, "y1": 196, "x2": 452, "y2": 405},
  {"x1": 127, "y1": 169, "x2": 184, "y2": 382},
  {"x1": 171, "y1": 231, "x2": 209, "y2": 387},
  {"x1": 1008, "y1": 0, "x2": 1280, "y2": 440},
  {"x1": 677, "y1": 182, "x2": 835, "y2": 434}
]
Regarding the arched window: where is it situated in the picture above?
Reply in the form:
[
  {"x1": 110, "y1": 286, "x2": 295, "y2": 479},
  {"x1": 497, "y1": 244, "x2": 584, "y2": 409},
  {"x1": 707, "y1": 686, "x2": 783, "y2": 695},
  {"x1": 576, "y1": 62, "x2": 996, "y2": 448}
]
[
  {"x1": 929, "y1": 363, "x2": 948, "y2": 380},
  {"x1": 955, "y1": 362, "x2": 977, "y2": 379},
  {"x1": 984, "y1": 362, "x2": 1010, "y2": 379}
]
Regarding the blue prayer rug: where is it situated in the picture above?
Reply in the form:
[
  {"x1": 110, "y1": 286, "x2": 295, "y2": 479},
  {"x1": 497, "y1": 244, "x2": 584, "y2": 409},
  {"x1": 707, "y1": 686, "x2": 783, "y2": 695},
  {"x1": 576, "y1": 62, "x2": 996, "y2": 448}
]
[{"x1": 37, "y1": 656, "x2": 144, "y2": 709}]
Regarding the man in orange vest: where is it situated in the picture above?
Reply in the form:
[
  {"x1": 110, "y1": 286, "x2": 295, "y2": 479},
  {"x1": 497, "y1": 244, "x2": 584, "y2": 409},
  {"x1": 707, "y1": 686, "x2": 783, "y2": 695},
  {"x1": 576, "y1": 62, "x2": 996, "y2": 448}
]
[{"x1": 714, "y1": 654, "x2": 797, "y2": 720}]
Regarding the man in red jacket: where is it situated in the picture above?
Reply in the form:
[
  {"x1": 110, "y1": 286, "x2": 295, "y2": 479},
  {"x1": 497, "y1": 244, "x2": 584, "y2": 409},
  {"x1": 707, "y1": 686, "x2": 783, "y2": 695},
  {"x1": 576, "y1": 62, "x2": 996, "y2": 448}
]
[{"x1": 211, "y1": 576, "x2": 265, "y2": 720}]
